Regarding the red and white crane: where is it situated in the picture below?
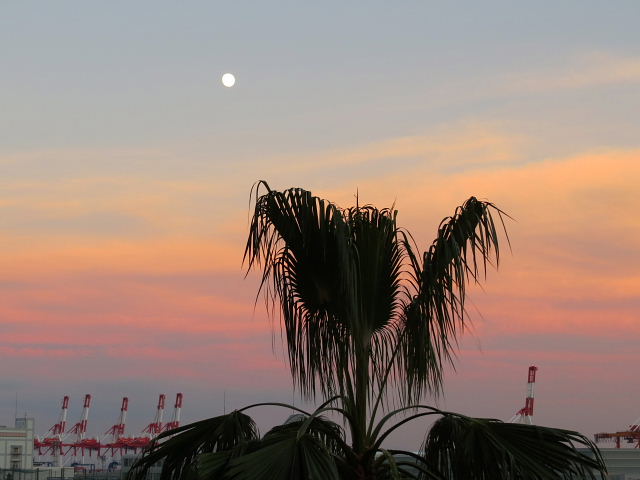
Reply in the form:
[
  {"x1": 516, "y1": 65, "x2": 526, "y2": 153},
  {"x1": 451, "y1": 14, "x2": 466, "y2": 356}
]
[
  {"x1": 163, "y1": 393, "x2": 183, "y2": 432},
  {"x1": 142, "y1": 394, "x2": 166, "y2": 437},
  {"x1": 102, "y1": 396, "x2": 148, "y2": 457},
  {"x1": 630, "y1": 416, "x2": 640, "y2": 433},
  {"x1": 67, "y1": 394, "x2": 92, "y2": 441},
  {"x1": 509, "y1": 365, "x2": 538, "y2": 424},
  {"x1": 51, "y1": 395, "x2": 70, "y2": 438},
  {"x1": 34, "y1": 395, "x2": 70, "y2": 465},
  {"x1": 105, "y1": 397, "x2": 128, "y2": 441},
  {"x1": 34, "y1": 393, "x2": 185, "y2": 461},
  {"x1": 66, "y1": 394, "x2": 100, "y2": 458}
]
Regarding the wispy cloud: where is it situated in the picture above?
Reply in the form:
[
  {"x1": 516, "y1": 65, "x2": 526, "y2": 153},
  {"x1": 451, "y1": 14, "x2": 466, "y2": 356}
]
[
  {"x1": 505, "y1": 52, "x2": 640, "y2": 92},
  {"x1": 274, "y1": 122, "x2": 526, "y2": 175}
]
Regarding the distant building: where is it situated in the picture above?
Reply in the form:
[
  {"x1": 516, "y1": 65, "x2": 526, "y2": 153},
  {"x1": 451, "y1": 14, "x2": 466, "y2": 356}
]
[
  {"x1": 0, "y1": 418, "x2": 34, "y2": 470},
  {"x1": 597, "y1": 448, "x2": 640, "y2": 480},
  {"x1": 121, "y1": 454, "x2": 162, "y2": 480}
]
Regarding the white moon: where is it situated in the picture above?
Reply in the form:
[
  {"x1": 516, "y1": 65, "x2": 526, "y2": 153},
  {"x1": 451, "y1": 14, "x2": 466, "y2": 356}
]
[{"x1": 221, "y1": 73, "x2": 236, "y2": 88}]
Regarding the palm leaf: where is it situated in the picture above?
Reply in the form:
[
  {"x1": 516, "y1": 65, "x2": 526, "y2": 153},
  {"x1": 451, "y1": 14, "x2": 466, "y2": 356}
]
[
  {"x1": 127, "y1": 411, "x2": 258, "y2": 480},
  {"x1": 422, "y1": 414, "x2": 606, "y2": 479},
  {"x1": 375, "y1": 449, "x2": 443, "y2": 480},
  {"x1": 244, "y1": 181, "x2": 355, "y2": 399},
  {"x1": 342, "y1": 204, "x2": 404, "y2": 334},
  {"x1": 225, "y1": 415, "x2": 345, "y2": 480},
  {"x1": 398, "y1": 197, "x2": 510, "y2": 402},
  {"x1": 244, "y1": 183, "x2": 412, "y2": 408},
  {"x1": 343, "y1": 205, "x2": 406, "y2": 401}
]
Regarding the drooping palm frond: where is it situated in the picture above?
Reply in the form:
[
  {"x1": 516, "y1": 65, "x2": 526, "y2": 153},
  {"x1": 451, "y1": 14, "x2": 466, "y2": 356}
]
[
  {"x1": 398, "y1": 197, "x2": 510, "y2": 402},
  {"x1": 422, "y1": 414, "x2": 606, "y2": 480},
  {"x1": 244, "y1": 181, "x2": 355, "y2": 398},
  {"x1": 127, "y1": 411, "x2": 258, "y2": 480},
  {"x1": 244, "y1": 183, "x2": 412, "y2": 404},
  {"x1": 374, "y1": 450, "x2": 443, "y2": 480},
  {"x1": 224, "y1": 415, "x2": 347, "y2": 480}
]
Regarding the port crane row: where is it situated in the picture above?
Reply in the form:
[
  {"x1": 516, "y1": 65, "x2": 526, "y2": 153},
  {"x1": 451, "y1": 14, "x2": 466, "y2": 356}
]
[
  {"x1": 34, "y1": 365, "x2": 538, "y2": 461},
  {"x1": 34, "y1": 393, "x2": 183, "y2": 459}
]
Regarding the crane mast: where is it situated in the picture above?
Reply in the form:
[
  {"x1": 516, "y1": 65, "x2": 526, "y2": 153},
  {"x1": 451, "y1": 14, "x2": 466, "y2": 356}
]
[
  {"x1": 68, "y1": 394, "x2": 92, "y2": 440},
  {"x1": 105, "y1": 397, "x2": 128, "y2": 440},
  {"x1": 142, "y1": 394, "x2": 166, "y2": 437},
  {"x1": 163, "y1": 393, "x2": 183, "y2": 432},
  {"x1": 509, "y1": 366, "x2": 538, "y2": 424},
  {"x1": 35, "y1": 395, "x2": 71, "y2": 466},
  {"x1": 50, "y1": 395, "x2": 70, "y2": 437}
]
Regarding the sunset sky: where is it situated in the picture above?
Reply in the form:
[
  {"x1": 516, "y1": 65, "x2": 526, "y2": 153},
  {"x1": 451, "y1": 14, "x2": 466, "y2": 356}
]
[{"x1": 1, "y1": 2, "x2": 639, "y2": 448}]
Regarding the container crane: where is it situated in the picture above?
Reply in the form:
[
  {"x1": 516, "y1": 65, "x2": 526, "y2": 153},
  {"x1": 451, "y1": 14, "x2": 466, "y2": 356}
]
[
  {"x1": 102, "y1": 397, "x2": 144, "y2": 456},
  {"x1": 509, "y1": 366, "x2": 538, "y2": 424},
  {"x1": 142, "y1": 394, "x2": 166, "y2": 438},
  {"x1": 104, "y1": 397, "x2": 128, "y2": 440},
  {"x1": 66, "y1": 394, "x2": 100, "y2": 458},
  {"x1": 34, "y1": 393, "x2": 183, "y2": 461},
  {"x1": 630, "y1": 416, "x2": 640, "y2": 433},
  {"x1": 34, "y1": 395, "x2": 70, "y2": 465},
  {"x1": 163, "y1": 393, "x2": 183, "y2": 432},
  {"x1": 595, "y1": 414, "x2": 640, "y2": 448}
]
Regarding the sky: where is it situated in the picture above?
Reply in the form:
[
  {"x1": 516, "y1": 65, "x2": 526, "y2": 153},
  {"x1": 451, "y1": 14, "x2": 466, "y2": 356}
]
[{"x1": 1, "y1": 1, "x2": 639, "y2": 450}]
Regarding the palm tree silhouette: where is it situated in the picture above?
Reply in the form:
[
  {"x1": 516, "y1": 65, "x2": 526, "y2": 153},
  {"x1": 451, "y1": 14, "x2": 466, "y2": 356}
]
[{"x1": 129, "y1": 182, "x2": 605, "y2": 479}]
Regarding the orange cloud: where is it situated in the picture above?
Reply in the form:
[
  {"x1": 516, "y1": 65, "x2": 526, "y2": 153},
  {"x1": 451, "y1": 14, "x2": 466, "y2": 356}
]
[{"x1": 344, "y1": 150, "x2": 640, "y2": 341}]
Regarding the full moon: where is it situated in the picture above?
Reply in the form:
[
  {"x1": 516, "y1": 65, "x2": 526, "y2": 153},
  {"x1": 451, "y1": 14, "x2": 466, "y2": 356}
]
[{"x1": 221, "y1": 73, "x2": 236, "y2": 88}]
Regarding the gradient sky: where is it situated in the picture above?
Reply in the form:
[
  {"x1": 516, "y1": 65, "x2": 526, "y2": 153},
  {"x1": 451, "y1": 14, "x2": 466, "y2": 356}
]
[{"x1": 1, "y1": 1, "x2": 639, "y2": 449}]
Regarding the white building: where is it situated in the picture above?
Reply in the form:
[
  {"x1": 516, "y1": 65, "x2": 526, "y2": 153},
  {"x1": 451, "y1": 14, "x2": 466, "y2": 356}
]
[{"x1": 0, "y1": 418, "x2": 34, "y2": 470}]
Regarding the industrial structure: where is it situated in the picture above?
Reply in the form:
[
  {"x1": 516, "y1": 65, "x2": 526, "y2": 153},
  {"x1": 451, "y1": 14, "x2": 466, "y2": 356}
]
[
  {"x1": 34, "y1": 393, "x2": 183, "y2": 464},
  {"x1": 509, "y1": 365, "x2": 538, "y2": 424},
  {"x1": 595, "y1": 416, "x2": 640, "y2": 449}
]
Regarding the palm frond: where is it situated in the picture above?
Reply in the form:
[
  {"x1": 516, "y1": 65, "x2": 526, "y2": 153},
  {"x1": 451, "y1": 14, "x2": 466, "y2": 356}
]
[
  {"x1": 343, "y1": 204, "x2": 404, "y2": 334},
  {"x1": 244, "y1": 181, "x2": 355, "y2": 399},
  {"x1": 375, "y1": 450, "x2": 443, "y2": 480},
  {"x1": 398, "y1": 197, "x2": 509, "y2": 401},
  {"x1": 127, "y1": 411, "x2": 258, "y2": 480},
  {"x1": 244, "y1": 183, "x2": 412, "y2": 405},
  {"x1": 343, "y1": 204, "x2": 407, "y2": 405},
  {"x1": 225, "y1": 415, "x2": 345, "y2": 480},
  {"x1": 422, "y1": 414, "x2": 606, "y2": 480}
]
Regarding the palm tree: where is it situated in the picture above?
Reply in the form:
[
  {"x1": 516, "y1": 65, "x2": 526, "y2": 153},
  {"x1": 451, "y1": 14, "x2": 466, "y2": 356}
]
[{"x1": 129, "y1": 182, "x2": 605, "y2": 479}]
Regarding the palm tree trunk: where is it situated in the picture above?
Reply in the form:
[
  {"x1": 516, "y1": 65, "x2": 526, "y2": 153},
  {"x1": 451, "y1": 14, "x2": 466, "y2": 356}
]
[{"x1": 351, "y1": 333, "x2": 375, "y2": 479}]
